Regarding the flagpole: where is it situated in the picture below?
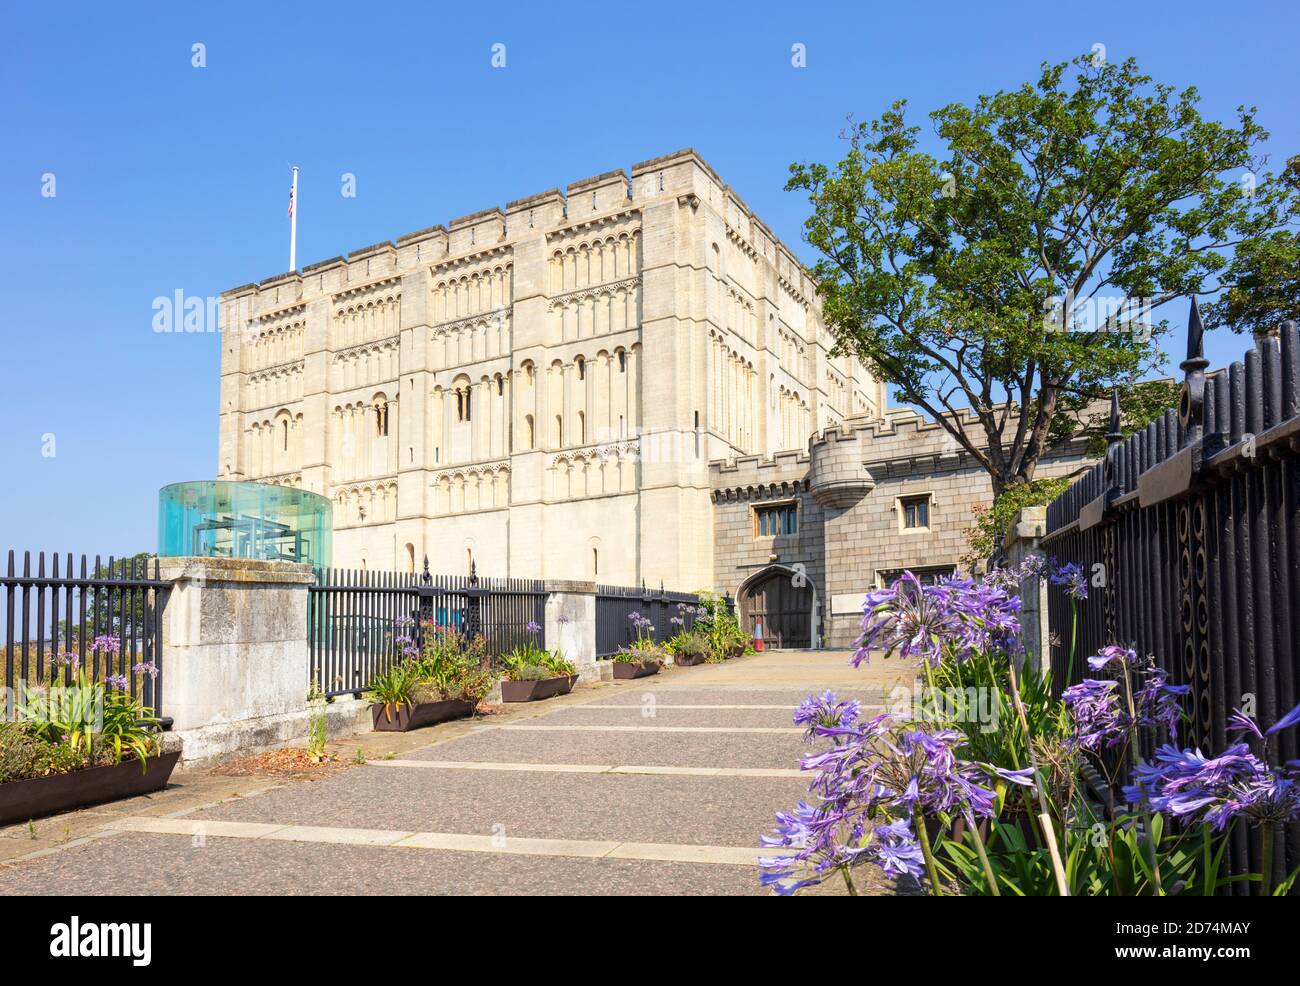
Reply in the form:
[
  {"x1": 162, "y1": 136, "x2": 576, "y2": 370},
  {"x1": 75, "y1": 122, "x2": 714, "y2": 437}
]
[{"x1": 289, "y1": 166, "x2": 299, "y2": 271}]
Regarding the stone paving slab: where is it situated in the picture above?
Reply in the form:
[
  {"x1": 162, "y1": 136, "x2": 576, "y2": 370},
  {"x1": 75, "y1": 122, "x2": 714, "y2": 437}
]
[
  {"x1": 530, "y1": 705, "x2": 811, "y2": 728},
  {"x1": 180, "y1": 765, "x2": 807, "y2": 847},
  {"x1": 0, "y1": 832, "x2": 768, "y2": 896},
  {"x1": 404, "y1": 725, "x2": 810, "y2": 769},
  {"x1": 581, "y1": 687, "x2": 891, "y2": 708}
]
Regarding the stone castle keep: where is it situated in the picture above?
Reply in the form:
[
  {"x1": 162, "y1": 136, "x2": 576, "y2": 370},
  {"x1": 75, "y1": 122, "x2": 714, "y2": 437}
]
[
  {"x1": 218, "y1": 148, "x2": 1093, "y2": 648},
  {"x1": 218, "y1": 149, "x2": 883, "y2": 594}
]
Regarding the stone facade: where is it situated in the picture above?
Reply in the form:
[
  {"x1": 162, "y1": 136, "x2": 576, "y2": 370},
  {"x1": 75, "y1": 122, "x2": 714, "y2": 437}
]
[
  {"x1": 710, "y1": 406, "x2": 1096, "y2": 648},
  {"x1": 218, "y1": 149, "x2": 883, "y2": 589}
]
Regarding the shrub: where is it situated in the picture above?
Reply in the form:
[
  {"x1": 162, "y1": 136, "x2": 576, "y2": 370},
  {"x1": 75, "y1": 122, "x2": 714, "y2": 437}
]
[
  {"x1": 367, "y1": 626, "x2": 497, "y2": 710},
  {"x1": 691, "y1": 591, "x2": 749, "y2": 661},
  {"x1": 0, "y1": 722, "x2": 95, "y2": 784},
  {"x1": 18, "y1": 668, "x2": 161, "y2": 768},
  {"x1": 366, "y1": 662, "x2": 418, "y2": 709},
  {"x1": 613, "y1": 641, "x2": 667, "y2": 665},
  {"x1": 961, "y1": 478, "x2": 1069, "y2": 571},
  {"x1": 666, "y1": 630, "x2": 710, "y2": 663},
  {"x1": 502, "y1": 643, "x2": 574, "y2": 681}
]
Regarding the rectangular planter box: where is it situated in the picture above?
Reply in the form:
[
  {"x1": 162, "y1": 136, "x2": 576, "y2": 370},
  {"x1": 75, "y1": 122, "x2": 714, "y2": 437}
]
[
  {"x1": 0, "y1": 751, "x2": 181, "y2": 827},
  {"x1": 672, "y1": 652, "x2": 708, "y2": 667},
  {"x1": 612, "y1": 659, "x2": 661, "y2": 679},
  {"x1": 500, "y1": 674, "x2": 576, "y2": 703},
  {"x1": 370, "y1": 698, "x2": 477, "y2": 732}
]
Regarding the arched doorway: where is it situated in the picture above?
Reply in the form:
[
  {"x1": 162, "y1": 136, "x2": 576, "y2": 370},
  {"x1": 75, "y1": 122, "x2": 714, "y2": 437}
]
[{"x1": 738, "y1": 567, "x2": 813, "y2": 648}]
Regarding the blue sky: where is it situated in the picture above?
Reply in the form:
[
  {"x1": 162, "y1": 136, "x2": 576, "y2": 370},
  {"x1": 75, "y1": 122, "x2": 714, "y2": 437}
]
[{"x1": 2, "y1": 0, "x2": 1297, "y2": 558}]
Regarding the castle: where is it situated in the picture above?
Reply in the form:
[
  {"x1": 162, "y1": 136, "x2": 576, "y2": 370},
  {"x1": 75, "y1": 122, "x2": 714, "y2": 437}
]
[{"x1": 218, "y1": 148, "x2": 1093, "y2": 648}]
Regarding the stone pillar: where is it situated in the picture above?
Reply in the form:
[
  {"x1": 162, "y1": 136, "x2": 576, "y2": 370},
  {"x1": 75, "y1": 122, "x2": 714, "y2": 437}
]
[
  {"x1": 157, "y1": 557, "x2": 359, "y2": 764},
  {"x1": 543, "y1": 580, "x2": 599, "y2": 682},
  {"x1": 1004, "y1": 505, "x2": 1049, "y2": 673}
]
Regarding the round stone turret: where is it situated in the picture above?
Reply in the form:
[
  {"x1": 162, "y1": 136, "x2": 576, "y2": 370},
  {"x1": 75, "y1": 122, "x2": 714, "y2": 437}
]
[{"x1": 809, "y1": 426, "x2": 874, "y2": 507}]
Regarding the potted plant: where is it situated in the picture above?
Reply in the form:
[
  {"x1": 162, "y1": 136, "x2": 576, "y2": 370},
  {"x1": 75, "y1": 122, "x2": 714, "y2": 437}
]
[
  {"x1": 365, "y1": 625, "x2": 495, "y2": 732},
  {"x1": 500, "y1": 637, "x2": 578, "y2": 703},
  {"x1": 612, "y1": 640, "x2": 666, "y2": 679},
  {"x1": 666, "y1": 628, "x2": 710, "y2": 667},
  {"x1": 0, "y1": 641, "x2": 178, "y2": 826},
  {"x1": 612, "y1": 612, "x2": 665, "y2": 677}
]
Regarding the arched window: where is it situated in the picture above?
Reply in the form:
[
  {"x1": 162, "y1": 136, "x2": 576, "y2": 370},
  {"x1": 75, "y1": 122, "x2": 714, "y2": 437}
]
[
  {"x1": 554, "y1": 414, "x2": 563, "y2": 448},
  {"x1": 374, "y1": 398, "x2": 389, "y2": 437},
  {"x1": 578, "y1": 411, "x2": 586, "y2": 444},
  {"x1": 592, "y1": 547, "x2": 599, "y2": 577},
  {"x1": 618, "y1": 351, "x2": 626, "y2": 373},
  {"x1": 281, "y1": 418, "x2": 289, "y2": 452},
  {"x1": 525, "y1": 414, "x2": 535, "y2": 450},
  {"x1": 576, "y1": 356, "x2": 585, "y2": 381}
]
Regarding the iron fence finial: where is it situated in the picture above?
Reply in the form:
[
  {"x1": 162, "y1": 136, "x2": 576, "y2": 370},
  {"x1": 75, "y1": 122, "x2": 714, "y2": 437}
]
[
  {"x1": 1179, "y1": 298, "x2": 1209, "y2": 440},
  {"x1": 1106, "y1": 388, "x2": 1123, "y2": 446}
]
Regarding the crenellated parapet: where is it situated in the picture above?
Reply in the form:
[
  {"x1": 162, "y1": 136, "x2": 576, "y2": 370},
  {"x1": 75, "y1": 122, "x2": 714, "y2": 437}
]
[{"x1": 709, "y1": 449, "x2": 811, "y2": 502}]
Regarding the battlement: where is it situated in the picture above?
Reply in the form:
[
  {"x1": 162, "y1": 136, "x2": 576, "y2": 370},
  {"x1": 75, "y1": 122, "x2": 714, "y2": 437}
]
[{"x1": 221, "y1": 148, "x2": 819, "y2": 307}]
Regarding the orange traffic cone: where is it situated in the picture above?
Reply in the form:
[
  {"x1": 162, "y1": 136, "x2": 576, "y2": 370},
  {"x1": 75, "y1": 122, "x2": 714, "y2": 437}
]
[{"x1": 753, "y1": 621, "x2": 764, "y2": 651}]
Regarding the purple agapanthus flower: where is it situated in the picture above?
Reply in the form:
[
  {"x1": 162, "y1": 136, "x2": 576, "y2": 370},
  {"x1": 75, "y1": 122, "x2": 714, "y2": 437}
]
[
  {"x1": 760, "y1": 706, "x2": 1011, "y2": 893},
  {"x1": 1087, "y1": 645, "x2": 1139, "y2": 671},
  {"x1": 525, "y1": 620, "x2": 542, "y2": 634},
  {"x1": 1064, "y1": 653, "x2": 1189, "y2": 749},
  {"x1": 132, "y1": 661, "x2": 159, "y2": 680},
  {"x1": 852, "y1": 572, "x2": 1021, "y2": 667},
  {"x1": 793, "y1": 690, "x2": 862, "y2": 740},
  {"x1": 104, "y1": 673, "x2": 129, "y2": 690},
  {"x1": 1125, "y1": 700, "x2": 1300, "y2": 830},
  {"x1": 1062, "y1": 678, "x2": 1126, "y2": 750},
  {"x1": 92, "y1": 634, "x2": 121, "y2": 655},
  {"x1": 863, "y1": 818, "x2": 926, "y2": 881},
  {"x1": 1049, "y1": 562, "x2": 1088, "y2": 601}
]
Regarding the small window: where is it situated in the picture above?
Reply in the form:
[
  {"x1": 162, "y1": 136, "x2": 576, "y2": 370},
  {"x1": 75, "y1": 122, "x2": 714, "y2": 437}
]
[
  {"x1": 754, "y1": 503, "x2": 798, "y2": 538},
  {"x1": 900, "y1": 495, "x2": 930, "y2": 530},
  {"x1": 879, "y1": 565, "x2": 954, "y2": 587},
  {"x1": 576, "y1": 357, "x2": 585, "y2": 381},
  {"x1": 618, "y1": 351, "x2": 626, "y2": 373}
]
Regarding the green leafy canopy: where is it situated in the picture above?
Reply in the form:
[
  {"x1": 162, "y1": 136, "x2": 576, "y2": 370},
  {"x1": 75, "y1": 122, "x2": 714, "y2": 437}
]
[{"x1": 788, "y1": 53, "x2": 1298, "y2": 494}]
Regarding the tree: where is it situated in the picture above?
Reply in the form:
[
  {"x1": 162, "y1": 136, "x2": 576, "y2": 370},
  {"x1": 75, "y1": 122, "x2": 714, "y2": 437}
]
[
  {"x1": 788, "y1": 53, "x2": 1298, "y2": 496},
  {"x1": 1202, "y1": 155, "x2": 1300, "y2": 338}
]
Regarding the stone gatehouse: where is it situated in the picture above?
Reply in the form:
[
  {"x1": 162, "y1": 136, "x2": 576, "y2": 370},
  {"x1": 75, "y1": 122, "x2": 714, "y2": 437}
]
[{"x1": 710, "y1": 407, "x2": 1094, "y2": 649}]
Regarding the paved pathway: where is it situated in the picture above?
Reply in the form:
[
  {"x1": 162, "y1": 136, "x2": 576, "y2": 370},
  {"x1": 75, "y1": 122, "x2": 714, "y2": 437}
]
[{"x1": 0, "y1": 650, "x2": 914, "y2": 895}]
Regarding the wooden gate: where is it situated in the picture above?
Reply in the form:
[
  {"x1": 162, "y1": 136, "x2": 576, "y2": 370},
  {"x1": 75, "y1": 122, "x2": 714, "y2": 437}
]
[{"x1": 740, "y1": 568, "x2": 811, "y2": 648}]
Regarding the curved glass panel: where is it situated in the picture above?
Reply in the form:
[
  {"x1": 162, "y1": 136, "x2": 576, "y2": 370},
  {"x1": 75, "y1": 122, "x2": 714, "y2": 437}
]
[{"x1": 158, "y1": 481, "x2": 331, "y2": 570}]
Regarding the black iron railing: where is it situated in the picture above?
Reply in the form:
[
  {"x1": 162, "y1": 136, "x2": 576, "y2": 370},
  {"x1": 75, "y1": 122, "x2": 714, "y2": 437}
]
[
  {"x1": 1042, "y1": 304, "x2": 1300, "y2": 893},
  {"x1": 595, "y1": 582, "x2": 702, "y2": 658},
  {"x1": 308, "y1": 560, "x2": 545, "y2": 696},
  {"x1": 1, "y1": 550, "x2": 167, "y2": 722}
]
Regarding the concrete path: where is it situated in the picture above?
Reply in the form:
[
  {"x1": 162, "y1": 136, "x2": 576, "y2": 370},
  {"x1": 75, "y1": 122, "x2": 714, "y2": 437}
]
[{"x1": 0, "y1": 649, "x2": 915, "y2": 896}]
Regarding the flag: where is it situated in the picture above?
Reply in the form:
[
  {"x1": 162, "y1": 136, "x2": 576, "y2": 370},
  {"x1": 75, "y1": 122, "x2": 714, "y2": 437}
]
[{"x1": 287, "y1": 183, "x2": 295, "y2": 217}]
